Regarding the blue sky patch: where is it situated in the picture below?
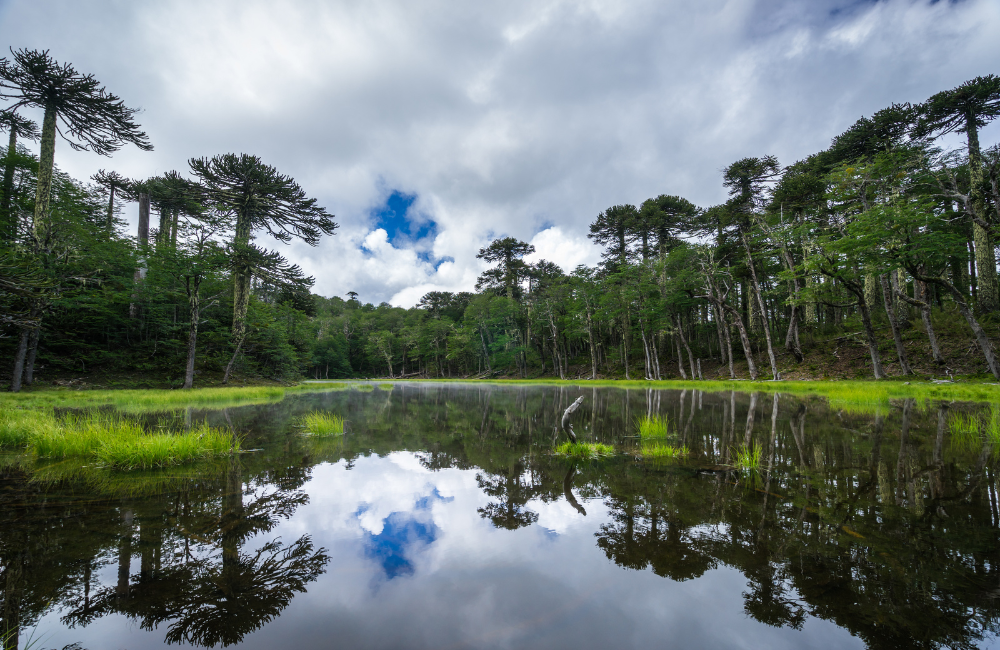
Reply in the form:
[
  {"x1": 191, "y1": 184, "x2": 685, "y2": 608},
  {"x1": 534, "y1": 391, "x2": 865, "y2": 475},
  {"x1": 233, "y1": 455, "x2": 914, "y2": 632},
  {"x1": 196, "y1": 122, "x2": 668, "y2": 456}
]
[
  {"x1": 371, "y1": 190, "x2": 436, "y2": 246},
  {"x1": 364, "y1": 511, "x2": 439, "y2": 579}
]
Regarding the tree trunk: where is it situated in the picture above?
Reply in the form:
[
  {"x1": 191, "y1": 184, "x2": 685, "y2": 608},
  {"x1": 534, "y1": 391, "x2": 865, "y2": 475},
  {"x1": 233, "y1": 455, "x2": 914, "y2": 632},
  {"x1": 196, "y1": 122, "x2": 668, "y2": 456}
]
[
  {"x1": 675, "y1": 336, "x2": 687, "y2": 380},
  {"x1": 723, "y1": 303, "x2": 759, "y2": 380},
  {"x1": 222, "y1": 337, "x2": 244, "y2": 384},
  {"x1": 1, "y1": 127, "x2": 17, "y2": 242},
  {"x1": 917, "y1": 280, "x2": 944, "y2": 365},
  {"x1": 106, "y1": 185, "x2": 116, "y2": 233},
  {"x1": 674, "y1": 315, "x2": 696, "y2": 379},
  {"x1": 9, "y1": 328, "x2": 28, "y2": 393},
  {"x1": 879, "y1": 274, "x2": 911, "y2": 375},
  {"x1": 856, "y1": 296, "x2": 886, "y2": 379},
  {"x1": 130, "y1": 193, "x2": 150, "y2": 318},
  {"x1": 32, "y1": 104, "x2": 57, "y2": 242},
  {"x1": 940, "y1": 279, "x2": 1000, "y2": 379},
  {"x1": 183, "y1": 279, "x2": 201, "y2": 389},
  {"x1": 968, "y1": 125, "x2": 998, "y2": 312},
  {"x1": 742, "y1": 233, "x2": 779, "y2": 379},
  {"x1": 24, "y1": 327, "x2": 39, "y2": 386}
]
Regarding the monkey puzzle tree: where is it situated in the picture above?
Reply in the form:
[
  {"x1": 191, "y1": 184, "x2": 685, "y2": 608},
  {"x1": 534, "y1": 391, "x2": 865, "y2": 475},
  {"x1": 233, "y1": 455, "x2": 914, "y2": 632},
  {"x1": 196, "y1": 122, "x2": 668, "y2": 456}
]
[
  {"x1": 0, "y1": 48, "x2": 152, "y2": 245},
  {"x1": 723, "y1": 156, "x2": 782, "y2": 379},
  {"x1": 474, "y1": 236, "x2": 535, "y2": 300},
  {"x1": 91, "y1": 169, "x2": 134, "y2": 234},
  {"x1": 588, "y1": 204, "x2": 637, "y2": 272},
  {"x1": 0, "y1": 109, "x2": 38, "y2": 243},
  {"x1": 188, "y1": 153, "x2": 336, "y2": 382},
  {"x1": 916, "y1": 75, "x2": 1000, "y2": 313}
]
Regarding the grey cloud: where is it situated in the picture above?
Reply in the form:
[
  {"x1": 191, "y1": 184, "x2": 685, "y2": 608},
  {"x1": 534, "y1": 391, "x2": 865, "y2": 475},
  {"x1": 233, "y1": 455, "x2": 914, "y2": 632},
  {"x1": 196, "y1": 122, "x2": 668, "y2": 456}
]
[{"x1": 1, "y1": 0, "x2": 997, "y2": 304}]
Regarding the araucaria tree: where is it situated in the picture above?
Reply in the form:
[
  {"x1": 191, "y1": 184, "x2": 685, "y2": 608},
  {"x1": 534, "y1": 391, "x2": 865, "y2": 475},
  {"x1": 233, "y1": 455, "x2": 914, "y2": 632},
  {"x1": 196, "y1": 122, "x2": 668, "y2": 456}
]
[
  {"x1": 0, "y1": 48, "x2": 152, "y2": 243},
  {"x1": 188, "y1": 153, "x2": 337, "y2": 382},
  {"x1": 916, "y1": 75, "x2": 1000, "y2": 313},
  {"x1": 0, "y1": 48, "x2": 151, "y2": 392},
  {"x1": 0, "y1": 109, "x2": 39, "y2": 243}
]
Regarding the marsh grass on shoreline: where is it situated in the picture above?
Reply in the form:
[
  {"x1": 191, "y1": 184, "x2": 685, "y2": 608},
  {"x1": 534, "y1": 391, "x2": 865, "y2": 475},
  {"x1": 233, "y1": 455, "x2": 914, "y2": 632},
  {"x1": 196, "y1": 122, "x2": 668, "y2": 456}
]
[
  {"x1": 0, "y1": 410, "x2": 238, "y2": 470},
  {"x1": 299, "y1": 411, "x2": 345, "y2": 436},
  {"x1": 383, "y1": 377, "x2": 1000, "y2": 405}
]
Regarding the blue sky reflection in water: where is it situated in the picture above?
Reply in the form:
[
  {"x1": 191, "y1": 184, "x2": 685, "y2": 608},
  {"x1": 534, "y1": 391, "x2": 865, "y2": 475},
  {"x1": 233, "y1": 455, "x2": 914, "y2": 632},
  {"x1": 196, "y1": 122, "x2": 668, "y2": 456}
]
[
  {"x1": 32, "y1": 455, "x2": 855, "y2": 650},
  {"x1": 14, "y1": 384, "x2": 1000, "y2": 649}
]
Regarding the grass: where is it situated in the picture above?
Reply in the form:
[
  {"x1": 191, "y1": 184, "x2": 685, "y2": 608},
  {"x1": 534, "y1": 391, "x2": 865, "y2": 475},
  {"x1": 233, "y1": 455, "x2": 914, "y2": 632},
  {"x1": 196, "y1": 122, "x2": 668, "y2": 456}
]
[
  {"x1": 640, "y1": 442, "x2": 688, "y2": 461},
  {"x1": 636, "y1": 414, "x2": 672, "y2": 438},
  {"x1": 0, "y1": 410, "x2": 238, "y2": 470},
  {"x1": 732, "y1": 445, "x2": 762, "y2": 471},
  {"x1": 299, "y1": 411, "x2": 345, "y2": 437},
  {"x1": 554, "y1": 441, "x2": 614, "y2": 459},
  {"x1": 826, "y1": 386, "x2": 889, "y2": 414},
  {"x1": 390, "y1": 377, "x2": 1000, "y2": 405}
]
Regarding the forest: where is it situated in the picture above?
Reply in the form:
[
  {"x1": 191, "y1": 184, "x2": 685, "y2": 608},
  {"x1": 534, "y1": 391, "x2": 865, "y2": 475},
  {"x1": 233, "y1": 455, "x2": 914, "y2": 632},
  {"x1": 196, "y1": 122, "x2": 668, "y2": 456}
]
[{"x1": 2, "y1": 47, "x2": 1000, "y2": 389}]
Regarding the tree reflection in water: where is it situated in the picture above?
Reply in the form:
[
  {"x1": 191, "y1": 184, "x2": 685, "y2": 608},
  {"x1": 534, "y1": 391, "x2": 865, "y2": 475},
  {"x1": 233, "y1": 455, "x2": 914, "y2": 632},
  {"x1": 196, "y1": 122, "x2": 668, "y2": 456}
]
[
  {"x1": 0, "y1": 384, "x2": 999, "y2": 650},
  {"x1": 57, "y1": 456, "x2": 329, "y2": 647}
]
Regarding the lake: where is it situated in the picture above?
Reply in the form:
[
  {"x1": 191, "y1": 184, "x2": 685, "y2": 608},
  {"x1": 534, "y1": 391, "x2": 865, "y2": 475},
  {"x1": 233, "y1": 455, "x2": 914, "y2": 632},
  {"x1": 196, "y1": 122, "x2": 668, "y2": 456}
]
[{"x1": 3, "y1": 382, "x2": 998, "y2": 649}]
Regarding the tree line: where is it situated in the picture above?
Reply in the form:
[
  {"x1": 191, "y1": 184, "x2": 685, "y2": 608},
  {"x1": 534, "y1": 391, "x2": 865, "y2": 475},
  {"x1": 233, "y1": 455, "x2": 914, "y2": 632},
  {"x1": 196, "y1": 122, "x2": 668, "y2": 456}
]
[
  {"x1": 0, "y1": 49, "x2": 336, "y2": 391},
  {"x1": 314, "y1": 74, "x2": 1000, "y2": 382},
  {"x1": 2, "y1": 48, "x2": 999, "y2": 385}
]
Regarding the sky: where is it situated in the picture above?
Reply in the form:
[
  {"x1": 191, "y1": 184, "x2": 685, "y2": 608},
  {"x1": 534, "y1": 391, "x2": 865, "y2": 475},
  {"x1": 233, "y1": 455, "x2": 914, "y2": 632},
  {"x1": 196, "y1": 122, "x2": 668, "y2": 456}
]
[{"x1": 1, "y1": 0, "x2": 999, "y2": 306}]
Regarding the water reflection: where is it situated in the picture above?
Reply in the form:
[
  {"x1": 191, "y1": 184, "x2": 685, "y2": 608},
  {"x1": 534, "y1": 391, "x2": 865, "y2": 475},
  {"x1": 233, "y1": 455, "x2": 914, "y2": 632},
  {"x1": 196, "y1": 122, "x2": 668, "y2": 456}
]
[{"x1": 1, "y1": 383, "x2": 999, "y2": 649}]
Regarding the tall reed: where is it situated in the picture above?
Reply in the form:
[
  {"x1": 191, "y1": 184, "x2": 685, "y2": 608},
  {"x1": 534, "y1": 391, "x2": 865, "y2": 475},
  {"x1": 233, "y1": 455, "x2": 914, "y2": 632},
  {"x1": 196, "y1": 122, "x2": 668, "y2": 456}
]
[
  {"x1": 636, "y1": 414, "x2": 671, "y2": 438},
  {"x1": 299, "y1": 411, "x2": 345, "y2": 437}
]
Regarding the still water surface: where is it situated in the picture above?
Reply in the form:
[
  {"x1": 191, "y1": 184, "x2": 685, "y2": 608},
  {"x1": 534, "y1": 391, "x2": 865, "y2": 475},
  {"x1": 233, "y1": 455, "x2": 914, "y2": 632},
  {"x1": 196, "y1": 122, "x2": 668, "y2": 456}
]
[{"x1": 4, "y1": 383, "x2": 1000, "y2": 649}]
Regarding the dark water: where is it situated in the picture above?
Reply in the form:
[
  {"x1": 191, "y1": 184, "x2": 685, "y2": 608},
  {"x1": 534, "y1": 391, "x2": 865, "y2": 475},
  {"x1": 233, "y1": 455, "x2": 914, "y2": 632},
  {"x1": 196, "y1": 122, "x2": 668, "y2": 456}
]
[{"x1": 3, "y1": 383, "x2": 1000, "y2": 649}]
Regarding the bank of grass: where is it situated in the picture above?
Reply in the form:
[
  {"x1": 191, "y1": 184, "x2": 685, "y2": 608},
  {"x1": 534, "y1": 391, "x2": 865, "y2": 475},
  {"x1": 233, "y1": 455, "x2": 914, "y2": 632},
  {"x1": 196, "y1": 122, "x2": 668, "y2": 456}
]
[
  {"x1": 554, "y1": 441, "x2": 614, "y2": 459},
  {"x1": 636, "y1": 414, "x2": 671, "y2": 438},
  {"x1": 0, "y1": 410, "x2": 237, "y2": 470},
  {"x1": 299, "y1": 411, "x2": 345, "y2": 437},
  {"x1": 0, "y1": 381, "x2": 381, "y2": 413},
  {"x1": 392, "y1": 377, "x2": 1000, "y2": 405}
]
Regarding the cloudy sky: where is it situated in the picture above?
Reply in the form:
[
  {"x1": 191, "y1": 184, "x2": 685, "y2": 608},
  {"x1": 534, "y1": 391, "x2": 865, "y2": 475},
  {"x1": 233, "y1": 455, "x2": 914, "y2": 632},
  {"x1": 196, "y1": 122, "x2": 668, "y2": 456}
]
[{"x1": 1, "y1": 0, "x2": 999, "y2": 306}]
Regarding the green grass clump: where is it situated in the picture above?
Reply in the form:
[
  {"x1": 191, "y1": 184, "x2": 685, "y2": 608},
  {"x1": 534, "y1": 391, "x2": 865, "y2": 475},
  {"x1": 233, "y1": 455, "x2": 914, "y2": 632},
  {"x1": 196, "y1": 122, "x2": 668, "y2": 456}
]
[
  {"x1": 0, "y1": 410, "x2": 237, "y2": 470},
  {"x1": 640, "y1": 442, "x2": 688, "y2": 460},
  {"x1": 636, "y1": 414, "x2": 671, "y2": 438},
  {"x1": 299, "y1": 411, "x2": 345, "y2": 436},
  {"x1": 95, "y1": 423, "x2": 234, "y2": 470},
  {"x1": 732, "y1": 445, "x2": 762, "y2": 471},
  {"x1": 375, "y1": 383, "x2": 394, "y2": 391},
  {"x1": 554, "y1": 441, "x2": 614, "y2": 459},
  {"x1": 0, "y1": 409, "x2": 58, "y2": 447}
]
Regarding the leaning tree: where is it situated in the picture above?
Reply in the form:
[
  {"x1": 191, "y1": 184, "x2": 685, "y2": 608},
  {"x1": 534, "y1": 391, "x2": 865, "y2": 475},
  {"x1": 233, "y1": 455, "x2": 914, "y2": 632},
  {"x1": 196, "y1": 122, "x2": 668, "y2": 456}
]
[
  {"x1": 916, "y1": 75, "x2": 1000, "y2": 313},
  {"x1": 188, "y1": 153, "x2": 336, "y2": 382},
  {"x1": 0, "y1": 109, "x2": 39, "y2": 243},
  {"x1": 0, "y1": 49, "x2": 152, "y2": 392}
]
